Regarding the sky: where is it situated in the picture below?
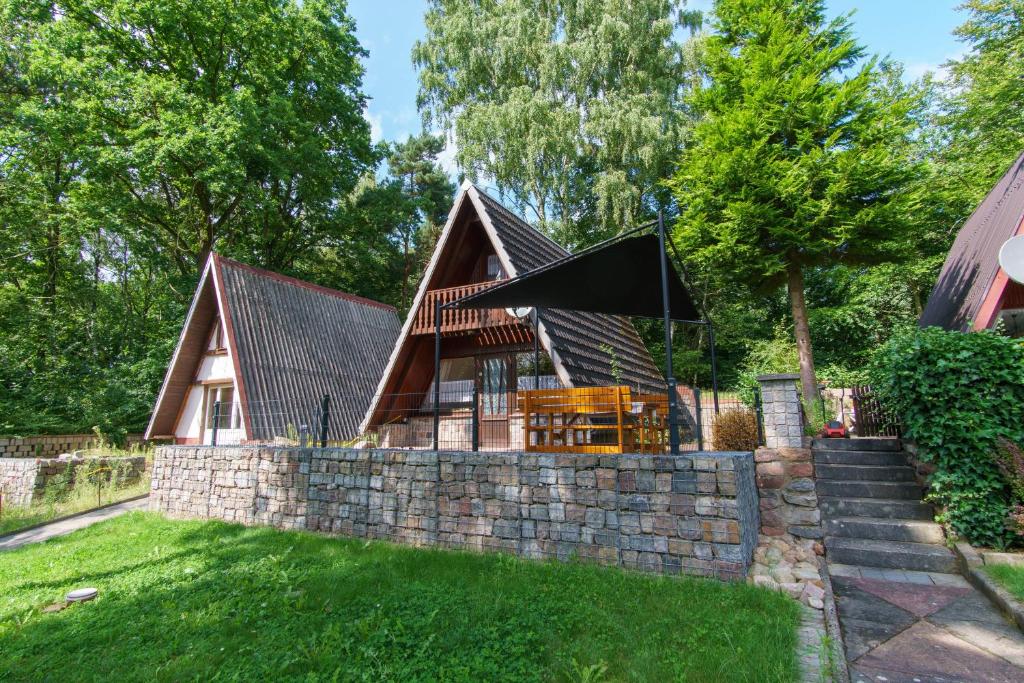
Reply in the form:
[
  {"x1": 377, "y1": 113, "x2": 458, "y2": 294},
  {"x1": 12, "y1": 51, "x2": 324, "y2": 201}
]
[{"x1": 348, "y1": 0, "x2": 968, "y2": 155}]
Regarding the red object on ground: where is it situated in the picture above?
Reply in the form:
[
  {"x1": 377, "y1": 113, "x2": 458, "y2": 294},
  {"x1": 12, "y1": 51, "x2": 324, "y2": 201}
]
[{"x1": 823, "y1": 420, "x2": 848, "y2": 438}]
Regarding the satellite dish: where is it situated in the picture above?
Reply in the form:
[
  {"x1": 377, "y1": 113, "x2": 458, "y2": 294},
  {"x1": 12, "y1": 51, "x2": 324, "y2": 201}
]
[
  {"x1": 505, "y1": 306, "x2": 533, "y2": 319},
  {"x1": 999, "y1": 235, "x2": 1024, "y2": 284}
]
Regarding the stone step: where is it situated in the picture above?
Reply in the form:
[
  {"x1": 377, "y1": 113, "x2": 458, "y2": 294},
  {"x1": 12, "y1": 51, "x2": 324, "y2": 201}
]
[
  {"x1": 824, "y1": 536, "x2": 957, "y2": 573},
  {"x1": 812, "y1": 449, "x2": 909, "y2": 467},
  {"x1": 814, "y1": 463, "x2": 917, "y2": 482},
  {"x1": 825, "y1": 516, "x2": 946, "y2": 544},
  {"x1": 819, "y1": 496, "x2": 935, "y2": 521},
  {"x1": 816, "y1": 479, "x2": 923, "y2": 500},
  {"x1": 811, "y1": 438, "x2": 901, "y2": 452}
]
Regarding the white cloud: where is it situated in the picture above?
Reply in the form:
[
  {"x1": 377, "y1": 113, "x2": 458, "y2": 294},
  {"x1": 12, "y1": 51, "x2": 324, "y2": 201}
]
[{"x1": 363, "y1": 109, "x2": 384, "y2": 143}]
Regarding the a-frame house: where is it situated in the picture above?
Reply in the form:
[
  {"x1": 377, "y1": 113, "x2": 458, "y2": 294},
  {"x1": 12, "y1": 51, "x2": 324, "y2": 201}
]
[
  {"x1": 146, "y1": 254, "x2": 400, "y2": 445},
  {"x1": 362, "y1": 182, "x2": 665, "y2": 448}
]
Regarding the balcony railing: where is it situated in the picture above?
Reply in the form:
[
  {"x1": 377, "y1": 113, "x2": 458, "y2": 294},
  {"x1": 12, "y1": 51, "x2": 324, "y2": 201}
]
[{"x1": 411, "y1": 283, "x2": 523, "y2": 335}]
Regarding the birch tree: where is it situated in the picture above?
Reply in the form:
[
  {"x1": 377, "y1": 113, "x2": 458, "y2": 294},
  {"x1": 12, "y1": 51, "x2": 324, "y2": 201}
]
[{"x1": 414, "y1": 0, "x2": 700, "y2": 245}]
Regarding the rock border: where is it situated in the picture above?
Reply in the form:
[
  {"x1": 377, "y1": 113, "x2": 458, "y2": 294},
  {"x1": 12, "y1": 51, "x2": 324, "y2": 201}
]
[{"x1": 953, "y1": 541, "x2": 1024, "y2": 633}]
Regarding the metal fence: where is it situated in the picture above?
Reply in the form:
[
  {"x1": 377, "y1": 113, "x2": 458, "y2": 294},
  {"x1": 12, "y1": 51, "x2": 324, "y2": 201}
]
[
  {"x1": 368, "y1": 385, "x2": 761, "y2": 453},
  {"x1": 205, "y1": 396, "x2": 333, "y2": 447}
]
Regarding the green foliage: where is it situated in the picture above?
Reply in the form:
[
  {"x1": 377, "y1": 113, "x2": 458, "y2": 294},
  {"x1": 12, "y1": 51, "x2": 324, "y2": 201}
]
[
  {"x1": 735, "y1": 329, "x2": 799, "y2": 404},
  {"x1": 415, "y1": 0, "x2": 699, "y2": 243},
  {"x1": 669, "y1": 0, "x2": 928, "y2": 402},
  {"x1": 870, "y1": 328, "x2": 1024, "y2": 548},
  {"x1": 934, "y1": 0, "x2": 1024, "y2": 216},
  {"x1": 0, "y1": 514, "x2": 801, "y2": 680}
]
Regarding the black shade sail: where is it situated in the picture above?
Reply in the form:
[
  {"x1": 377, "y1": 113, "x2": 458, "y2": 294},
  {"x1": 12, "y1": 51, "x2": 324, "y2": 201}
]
[{"x1": 450, "y1": 233, "x2": 700, "y2": 320}]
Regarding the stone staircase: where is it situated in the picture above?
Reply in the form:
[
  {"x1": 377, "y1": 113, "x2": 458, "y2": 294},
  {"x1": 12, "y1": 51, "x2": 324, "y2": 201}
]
[{"x1": 814, "y1": 438, "x2": 957, "y2": 574}]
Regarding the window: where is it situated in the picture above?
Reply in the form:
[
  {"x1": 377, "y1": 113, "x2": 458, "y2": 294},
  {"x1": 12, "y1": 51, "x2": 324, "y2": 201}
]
[
  {"x1": 208, "y1": 320, "x2": 225, "y2": 351},
  {"x1": 486, "y1": 254, "x2": 505, "y2": 281},
  {"x1": 205, "y1": 385, "x2": 240, "y2": 430}
]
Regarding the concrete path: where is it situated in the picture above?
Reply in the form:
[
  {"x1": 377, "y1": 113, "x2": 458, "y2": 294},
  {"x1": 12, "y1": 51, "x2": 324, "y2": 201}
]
[
  {"x1": 830, "y1": 563, "x2": 1024, "y2": 682},
  {"x1": 0, "y1": 497, "x2": 149, "y2": 552}
]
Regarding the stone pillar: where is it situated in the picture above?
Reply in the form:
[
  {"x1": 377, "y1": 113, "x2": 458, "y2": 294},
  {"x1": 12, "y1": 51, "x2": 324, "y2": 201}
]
[
  {"x1": 754, "y1": 374, "x2": 820, "y2": 540},
  {"x1": 757, "y1": 374, "x2": 804, "y2": 448}
]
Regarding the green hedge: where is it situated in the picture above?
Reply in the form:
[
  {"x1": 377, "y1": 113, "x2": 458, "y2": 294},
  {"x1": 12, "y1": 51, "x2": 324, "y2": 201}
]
[{"x1": 870, "y1": 327, "x2": 1024, "y2": 548}]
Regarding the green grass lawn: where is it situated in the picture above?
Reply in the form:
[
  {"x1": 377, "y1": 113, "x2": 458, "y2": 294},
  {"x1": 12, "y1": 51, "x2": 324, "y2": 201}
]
[
  {"x1": 0, "y1": 513, "x2": 800, "y2": 682},
  {"x1": 0, "y1": 475, "x2": 150, "y2": 537},
  {"x1": 984, "y1": 563, "x2": 1024, "y2": 603}
]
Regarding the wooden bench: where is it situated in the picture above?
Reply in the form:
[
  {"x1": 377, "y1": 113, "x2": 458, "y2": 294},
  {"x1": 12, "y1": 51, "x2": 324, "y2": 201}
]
[{"x1": 518, "y1": 387, "x2": 669, "y2": 454}]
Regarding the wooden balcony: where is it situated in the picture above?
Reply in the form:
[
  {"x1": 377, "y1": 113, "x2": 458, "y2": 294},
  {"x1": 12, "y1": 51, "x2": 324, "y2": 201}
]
[{"x1": 411, "y1": 283, "x2": 528, "y2": 338}]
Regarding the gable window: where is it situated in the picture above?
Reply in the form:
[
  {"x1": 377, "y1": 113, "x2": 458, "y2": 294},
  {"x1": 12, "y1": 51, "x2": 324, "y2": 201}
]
[
  {"x1": 486, "y1": 254, "x2": 505, "y2": 281},
  {"x1": 205, "y1": 385, "x2": 240, "y2": 430},
  {"x1": 208, "y1": 320, "x2": 226, "y2": 351}
]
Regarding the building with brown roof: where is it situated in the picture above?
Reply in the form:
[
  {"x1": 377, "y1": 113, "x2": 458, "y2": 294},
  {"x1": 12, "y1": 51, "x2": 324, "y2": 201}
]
[{"x1": 145, "y1": 254, "x2": 400, "y2": 445}]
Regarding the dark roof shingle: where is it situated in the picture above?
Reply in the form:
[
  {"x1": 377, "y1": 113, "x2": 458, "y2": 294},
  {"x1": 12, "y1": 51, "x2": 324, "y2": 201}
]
[{"x1": 921, "y1": 152, "x2": 1024, "y2": 330}]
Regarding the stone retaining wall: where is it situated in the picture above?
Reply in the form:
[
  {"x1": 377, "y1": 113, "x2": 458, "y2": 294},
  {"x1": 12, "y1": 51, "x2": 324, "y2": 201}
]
[
  {"x1": 0, "y1": 455, "x2": 147, "y2": 507},
  {"x1": 151, "y1": 446, "x2": 759, "y2": 579},
  {"x1": 0, "y1": 434, "x2": 97, "y2": 458}
]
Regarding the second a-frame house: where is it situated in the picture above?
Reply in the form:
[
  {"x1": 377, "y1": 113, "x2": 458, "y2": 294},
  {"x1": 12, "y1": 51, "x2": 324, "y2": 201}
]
[
  {"x1": 146, "y1": 254, "x2": 401, "y2": 445},
  {"x1": 362, "y1": 182, "x2": 665, "y2": 448},
  {"x1": 921, "y1": 151, "x2": 1024, "y2": 334}
]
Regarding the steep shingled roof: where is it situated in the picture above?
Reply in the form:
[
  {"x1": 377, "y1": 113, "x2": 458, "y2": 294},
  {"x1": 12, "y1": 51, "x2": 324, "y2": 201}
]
[
  {"x1": 921, "y1": 152, "x2": 1024, "y2": 331},
  {"x1": 146, "y1": 255, "x2": 400, "y2": 442}
]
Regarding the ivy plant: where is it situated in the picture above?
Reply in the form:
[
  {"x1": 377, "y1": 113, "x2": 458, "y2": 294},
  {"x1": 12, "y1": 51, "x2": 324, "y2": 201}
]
[{"x1": 870, "y1": 327, "x2": 1024, "y2": 548}]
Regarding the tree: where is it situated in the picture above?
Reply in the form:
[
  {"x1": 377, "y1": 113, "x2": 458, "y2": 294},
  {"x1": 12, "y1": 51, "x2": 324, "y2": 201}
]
[
  {"x1": 937, "y1": 0, "x2": 1024, "y2": 212},
  {"x1": 5, "y1": 0, "x2": 377, "y2": 276},
  {"x1": 299, "y1": 133, "x2": 455, "y2": 312},
  {"x1": 667, "y1": 0, "x2": 925, "y2": 403},
  {"x1": 387, "y1": 134, "x2": 456, "y2": 309},
  {"x1": 414, "y1": 0, "x2": 700, "y2": 245}
]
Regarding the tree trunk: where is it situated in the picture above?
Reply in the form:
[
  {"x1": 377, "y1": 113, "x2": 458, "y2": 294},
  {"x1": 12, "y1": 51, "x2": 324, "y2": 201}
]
[{"x1": 787, "y1": 263, "x2": 818, "y2": 406}]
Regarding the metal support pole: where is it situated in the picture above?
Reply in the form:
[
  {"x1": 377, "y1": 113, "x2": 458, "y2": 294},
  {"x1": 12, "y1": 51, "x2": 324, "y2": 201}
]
[
  {"x1": 694, "y1": 388, "x2": 704, "y2": 451},
  {"x1": 532, "y1": 308, "x2": 540, "y2": 387},
  {"x1": 471, "y1": 385, "x2": 480, "y2": 452},
  {"x1": 319, "y1": 394, "x2": 330, "y2": 448},
  {"x1": 657, "y1": 210, "x2": 681, "y2": 454},
  {"x1": 433, "y1": 298, "x2": 442, "y2": 451},
  {"x1": 708, "y1": 320, "x2": 720, "y2": 415},
  {"x1": 211, "y1": 401, "x2": 221, "y2": 447}
]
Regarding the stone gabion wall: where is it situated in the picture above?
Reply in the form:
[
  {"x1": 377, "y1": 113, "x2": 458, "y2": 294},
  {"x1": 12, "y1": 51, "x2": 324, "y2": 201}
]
[
  {"x1": 0, "y1": 455, "x2": 147, "y2": 507},
  {"x1": 151, "y1": 446, "x2": 759, "y2": 579},
  {"x1": 0, "y1": 434, "x2": 97, "y2": 458}
]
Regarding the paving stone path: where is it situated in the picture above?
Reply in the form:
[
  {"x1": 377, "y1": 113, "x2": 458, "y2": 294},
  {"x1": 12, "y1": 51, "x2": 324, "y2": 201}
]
[
  {"x1": 0, "y1": 497, "x2": 148, "y2": 551},
  {"x1": 830, "y1": 563, "x2": 1024, "y2": 682}
]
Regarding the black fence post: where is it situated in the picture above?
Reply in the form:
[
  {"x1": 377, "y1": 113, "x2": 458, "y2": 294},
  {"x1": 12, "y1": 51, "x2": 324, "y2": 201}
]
[
  {"x1": 694, "y1": 388, "x2": 704, "y2": 451},
  {"x1": 211, "y1": 401, "x2": 221, "y2": 447},
  {"x1": 754, "y1": 388, "x2": 765, "y2": 446},
  {"x1": 471, "y1": 385, "x2": 480, "y2": 452},
  {"x1": 433, "y1": 298, "x2": 442, "y2": 451},
  {"x1": 319, "y1": 394, "x2": 330, "y2": 448}
]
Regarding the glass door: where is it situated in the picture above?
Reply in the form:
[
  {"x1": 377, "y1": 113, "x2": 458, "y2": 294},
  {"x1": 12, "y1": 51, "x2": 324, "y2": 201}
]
[{"x1": 477, "y1": 354, "x2": 513, "y2": 448}]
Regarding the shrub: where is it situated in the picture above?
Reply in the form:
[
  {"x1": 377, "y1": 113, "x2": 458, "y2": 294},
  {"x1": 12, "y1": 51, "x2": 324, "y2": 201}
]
[
  {"x1": 712, "y1": 409, "x2": 760, "y2": 451},
  {"x1": 870, "y1": 327, "x2": 1024, "y2": 548},
  {"x1": 993, "y1": 439, "x2": 1024, "y2": 539}
]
